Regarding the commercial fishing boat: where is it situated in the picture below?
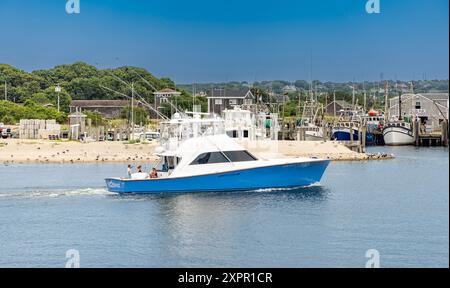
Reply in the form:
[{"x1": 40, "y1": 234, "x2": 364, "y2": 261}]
[
  {"x1": 331, "y1": 109, "x2": 380, "y2": 145},
  {"x1": 382, "y1": 93, "x2": 414, "y2": 146},
  {"x1": 105, "y1": 113, "x2": 329, "y2": 194},
  {"x1": 297, "y1": 92, "x2": 325, "y2": 141},
  {"x1": 382, "y1": 120, "x2": 414, "y2": 146}
]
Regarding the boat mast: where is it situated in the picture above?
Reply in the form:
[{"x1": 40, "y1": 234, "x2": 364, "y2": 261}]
[
  {"x1": 192, "y1": 83, "x2": 196, "y2": 112},
  {"x1": 398, "y1": 87, "x2": 402, "y2": 121},
  {"x1": 333, "y1": 90, "x2": 336, "y2": 118},
  {"x1": 384, "y1": 81, "x2": 389, "y2": 120},
  {"x1": 352, "y1": 84, "x2": 355, "y2": 109},
  {"x1": 363, "y1": 81, "x2": 367, "y2": 112}
]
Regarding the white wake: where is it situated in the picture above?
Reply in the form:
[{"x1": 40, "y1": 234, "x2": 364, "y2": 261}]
[{"x1": 0, "y1": 188, "x2": 113, "y2": 199}]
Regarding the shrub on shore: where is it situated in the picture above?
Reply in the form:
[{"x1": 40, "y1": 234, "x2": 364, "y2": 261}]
[{"x1": 0, "y1": 100, "x2": 67, "y2": 124}]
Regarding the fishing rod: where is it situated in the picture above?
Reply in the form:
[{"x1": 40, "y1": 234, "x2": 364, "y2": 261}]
[{"x1": 99, "y1": 84, "x2": 169, "y2": 120}]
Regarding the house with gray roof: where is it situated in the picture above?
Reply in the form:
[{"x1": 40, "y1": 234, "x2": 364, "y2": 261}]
[{"x1": 207, "y1": 88, "x2": 254, "y2": 115}]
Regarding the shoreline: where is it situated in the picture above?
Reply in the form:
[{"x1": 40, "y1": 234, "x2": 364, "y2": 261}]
[{"x1": 0, "y1": 139, "x2": 394, "y2": 165}]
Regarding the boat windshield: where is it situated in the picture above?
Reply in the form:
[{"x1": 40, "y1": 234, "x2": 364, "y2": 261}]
[{"x1": 190, "y1": 150, "x2": 257, "y2": 165}]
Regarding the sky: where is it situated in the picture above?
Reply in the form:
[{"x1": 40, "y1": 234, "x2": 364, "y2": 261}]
[{"x1": 0, "y1": 0, "x2": 448, "y2": 83}]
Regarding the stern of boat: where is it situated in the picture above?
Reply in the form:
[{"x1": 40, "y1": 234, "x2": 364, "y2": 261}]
[{"x1": 105, "y1": 178, "x2": 127, "y2": 193}]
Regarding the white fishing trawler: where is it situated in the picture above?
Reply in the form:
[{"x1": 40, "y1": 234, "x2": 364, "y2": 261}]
[
  {"x1": 298, "y1": 93, "x2": 324, "y2": 141},
  {"x1": 383, "y1": 93, "x2": 414, "y2": 146}
]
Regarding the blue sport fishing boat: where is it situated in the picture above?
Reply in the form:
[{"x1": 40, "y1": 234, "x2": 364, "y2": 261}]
[{"x1": 105, "y1": 113, "x2": 329, "y2": 194}]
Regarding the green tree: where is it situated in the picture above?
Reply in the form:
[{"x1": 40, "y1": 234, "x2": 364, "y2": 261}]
[
  {"x1": 120, "y1": 106, "x2": 150, "y2": 126},
  {"x1": 0, "y1": 100, "x2": 66, "y2": 124},
  {"x1": 85, "y1": 111, "x2": 106, "y2": 127}
]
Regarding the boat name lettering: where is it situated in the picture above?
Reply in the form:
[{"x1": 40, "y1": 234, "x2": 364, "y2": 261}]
[{"x1": 108, "y1": 181, "x2": 121, "y2": 189}]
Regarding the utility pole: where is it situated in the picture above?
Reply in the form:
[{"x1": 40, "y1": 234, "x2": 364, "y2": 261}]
[{"x1": 55, "y1": 84, "x2": 62, "y2": 112}]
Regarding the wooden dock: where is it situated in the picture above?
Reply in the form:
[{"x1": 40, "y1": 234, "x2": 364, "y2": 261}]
[{"x1": 413, "y1": 119, "x2": 448, "y2": 147}]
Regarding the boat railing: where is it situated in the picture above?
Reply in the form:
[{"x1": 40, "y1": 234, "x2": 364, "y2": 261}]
[{"x1": 158, "y1": 117, "x2": 226, "y2": 150}]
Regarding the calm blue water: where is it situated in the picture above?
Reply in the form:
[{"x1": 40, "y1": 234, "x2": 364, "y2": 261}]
[{"x1": 0, "y1": 147, "x2": 448, "y2": 268}]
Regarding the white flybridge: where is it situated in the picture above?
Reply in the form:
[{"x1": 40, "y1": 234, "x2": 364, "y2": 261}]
[
  {"x1": 158, "y1": 112, "x2": 226, "y2": 151},
  {"x1": 222, "y1": 106, "x2": 279, "y2": 141},
  {"x1": 105, "y1": 111, "x2": 329, "y2": 194}
]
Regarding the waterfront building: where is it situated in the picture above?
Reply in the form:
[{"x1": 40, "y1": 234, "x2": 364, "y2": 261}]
[
  {"x1": 388, "y1": 93, "x2": 449, "y2": 132},
  {"x1": 69, "y1": 100, "x2": 131, "y2": 118},
  {"x1": 153, "y1": 88, "x2": 182, "y2": 112},
  {"x1": 207, "y1": 88, "x2": 254, "y2": 115}
]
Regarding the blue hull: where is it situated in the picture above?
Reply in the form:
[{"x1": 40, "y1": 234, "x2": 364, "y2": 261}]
[
  {"x1": 332, "y1": 131, "x2": 375, "y2": 144},
  {"x1": 105, "y1": 160, "x2": 330, "y2": 194},
  {"x1": 332, "y1": 131, "x2": 359, "y2": 141}
]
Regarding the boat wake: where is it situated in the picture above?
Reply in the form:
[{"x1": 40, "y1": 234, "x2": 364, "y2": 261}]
[
  {"x1": 251, "y1": 182, "x2": 322, "y2": 193},
  {"x1": 0, "y1": 188, "x2": 113, "y2": 200}
]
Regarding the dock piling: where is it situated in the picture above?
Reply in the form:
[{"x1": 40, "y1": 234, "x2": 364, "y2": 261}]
[{"x1": 442, "y1": 120, "x2": 448, "y2": 147}]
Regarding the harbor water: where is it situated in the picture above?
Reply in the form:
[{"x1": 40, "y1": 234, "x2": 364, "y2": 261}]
[{"x1": 0, "y1": 147, "x2": 448, "y2": 267}]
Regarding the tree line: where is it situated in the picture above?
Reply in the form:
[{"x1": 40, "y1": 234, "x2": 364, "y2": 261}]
[{"x1": 0, "y1": 62, "x2": 206, "y2": 124}]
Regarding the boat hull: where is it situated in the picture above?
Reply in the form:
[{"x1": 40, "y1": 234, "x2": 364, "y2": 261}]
[
  {"x1": 332, "y1": 129, "x2": 375, "y2": 145},
  {"x1": 383, "y1": 126, "x2": 414, "y2": 146},
  {"x1": 332, "y1": 129, "x2": 359, "y2": 141},
  {"x1": 105, "y1": 160, "x2": 330, "y2": 194}
]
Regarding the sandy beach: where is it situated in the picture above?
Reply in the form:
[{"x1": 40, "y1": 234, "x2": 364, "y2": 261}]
[
  {"x1": 0, "y1": 138, "x2": 393, "y2": 165},
  {"x1": 0, "y1": 139, "x2": 160, "y2": 164}
]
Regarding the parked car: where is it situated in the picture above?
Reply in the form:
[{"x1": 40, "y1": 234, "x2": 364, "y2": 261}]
[{"x1": 140, "y1": 132, "x2": 160, "y2": 141}]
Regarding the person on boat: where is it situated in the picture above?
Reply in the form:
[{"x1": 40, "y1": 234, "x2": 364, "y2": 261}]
[
  {"x1": 137, "y1": 165, "x2": 143, "y2": 173},
  {"x1": 127, "y1": 165, "x2": 132, "y2": 178},
  {"x1": 149, "y1": 168, "x2": 158, "y2": 179}
]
